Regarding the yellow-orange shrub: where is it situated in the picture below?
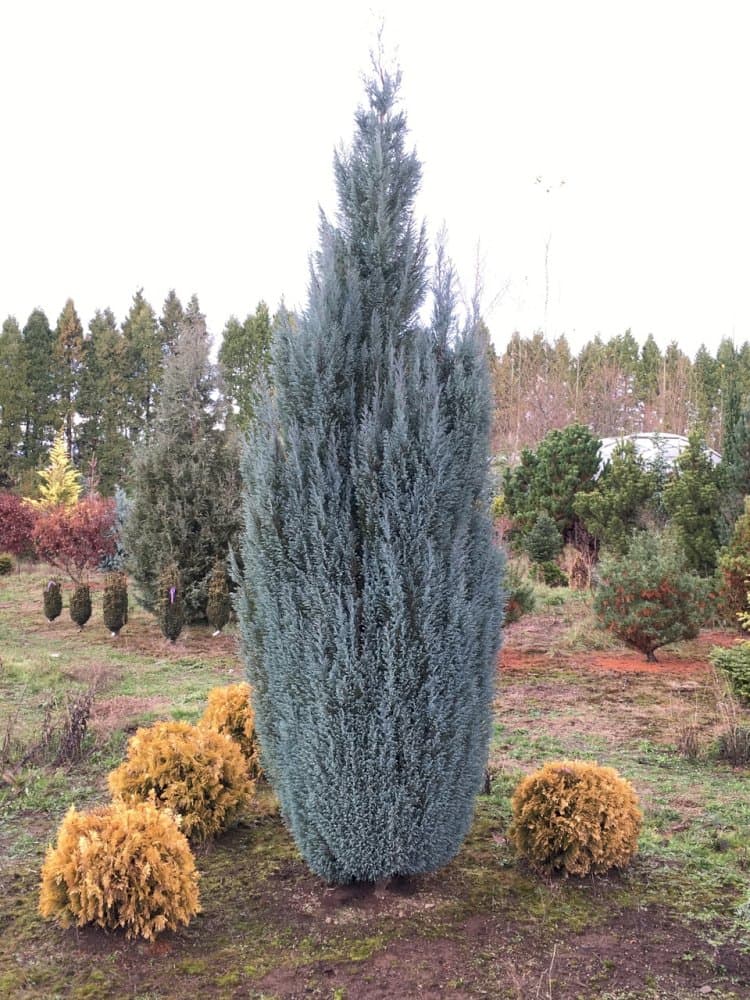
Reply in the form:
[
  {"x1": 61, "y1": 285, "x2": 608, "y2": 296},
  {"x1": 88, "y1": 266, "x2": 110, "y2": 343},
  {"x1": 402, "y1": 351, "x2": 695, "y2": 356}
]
[
  {"x1": 39, "y1": 799, "x2": 199, "y2": 940},
  {"x1": 108, "y1": 720, "x2": 254, "y2": 841},
  {"x1": 509, "y1": 759, "x2": 642, "y2": 876},
  {"x1": 199, "y1": 682, "x2": 262, "y2": 779}
]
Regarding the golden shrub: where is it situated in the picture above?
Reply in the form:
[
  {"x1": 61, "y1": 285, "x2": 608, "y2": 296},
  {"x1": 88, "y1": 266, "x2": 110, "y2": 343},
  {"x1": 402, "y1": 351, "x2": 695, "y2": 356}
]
[
  {"x1": 199, "y1": 682, "x2": 262, "y2": 779},
  {"x1": 509, "y1": 759, "x2": 642, "y2": 876},
  {"x1": 39, "y1": 799, "x2": 199, "y2": 940},
  {"x1": 108, "y1": 720, "x2": 254, "y2": 841}
]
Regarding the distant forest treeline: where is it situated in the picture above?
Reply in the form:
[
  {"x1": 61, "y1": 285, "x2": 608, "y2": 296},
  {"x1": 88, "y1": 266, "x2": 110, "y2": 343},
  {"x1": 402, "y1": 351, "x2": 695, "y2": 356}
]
[
  {"x1": 489, "y1": 330, "x2": 742, "y2": 461},
  {"x1": 0, "y1": 291, "x2": 272, "y2": 495},
  {"x1": 0, "y1": 287, "x2": 743, "y2": 492}
]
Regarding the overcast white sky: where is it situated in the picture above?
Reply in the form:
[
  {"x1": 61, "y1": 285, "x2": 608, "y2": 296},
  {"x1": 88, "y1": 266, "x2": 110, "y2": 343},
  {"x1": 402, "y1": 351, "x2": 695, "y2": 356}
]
[{"x1": 1, "y1": 1, "x2": 748, "y2": 358}]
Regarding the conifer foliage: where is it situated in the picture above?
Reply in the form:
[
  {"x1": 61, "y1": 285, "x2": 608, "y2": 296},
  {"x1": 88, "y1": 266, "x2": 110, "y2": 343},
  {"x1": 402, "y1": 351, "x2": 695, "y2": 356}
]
[
  {"x1": 125, "y1": 299, "x2": 241, "y2": 621},
  {"x1": 157, "y1": 564, "x2": 184, "y2": 643},
  {"x1": 236, "y1": 64, "x2": 503, "y2": 883}
]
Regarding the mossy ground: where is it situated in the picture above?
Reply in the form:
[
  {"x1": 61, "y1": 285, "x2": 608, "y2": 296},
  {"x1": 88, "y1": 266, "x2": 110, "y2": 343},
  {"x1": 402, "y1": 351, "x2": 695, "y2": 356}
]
[{"x1": 1, "y1": 568, "x2": 749, "y2": 998}]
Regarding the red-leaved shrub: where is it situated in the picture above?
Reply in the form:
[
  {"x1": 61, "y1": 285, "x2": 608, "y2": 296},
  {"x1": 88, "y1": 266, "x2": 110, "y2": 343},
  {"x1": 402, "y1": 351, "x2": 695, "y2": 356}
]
[
  {"x1": 0, "y1": 491, "x2": 37, "y2": 559},
  {"x1": 33, "y1": 496, "x2": 116, "y2": 583}
]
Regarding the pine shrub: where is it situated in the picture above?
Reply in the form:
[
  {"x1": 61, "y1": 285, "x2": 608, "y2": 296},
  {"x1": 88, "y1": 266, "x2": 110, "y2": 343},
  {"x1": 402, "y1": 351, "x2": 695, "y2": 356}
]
[
  {"x1": 39, "y1": 799, "x2": 200, "y2": 940},
  {"x1": 711, "y1": 643, "x2": 750, "y2": 703},
  {"x1": 103, "y1": 572, "x2": 128, "y2": 636},
  {"x1": 509, "y1": 760, "x2": 642, "y2": 876},
  {"x1": 0, "y1": 553, "x2": 12, "y2": 575},
  {"x1": 108, "y1": 720, "x2": 254, "y2": 841},
  {"x1": 717, "y1": 497, "x2": 750, "y2": 620},
  {"x1": 43, "y1": 579, "x2": 62, "y2": 621},
  {"x1": 158, "y1": 564, "x2": 184, "y2": 643},
  {"x1": 199, "y1": 683, "x2": 262, "y2": 779},
  {"x1": 206, "y1": 560, "x2": 231, "y2": 633},
  {"x1": 524, "y1": 511, "x2": 563, "y2": 563},
  {"x1": 69, "y1": 583, "x2": 92, "y2": 630},
  {"x1": 594, "y1": 533, "x2": 709, "y2": 661},
  {"x1": 532, "y1": 560, "x2": 568, "y2": 588}
]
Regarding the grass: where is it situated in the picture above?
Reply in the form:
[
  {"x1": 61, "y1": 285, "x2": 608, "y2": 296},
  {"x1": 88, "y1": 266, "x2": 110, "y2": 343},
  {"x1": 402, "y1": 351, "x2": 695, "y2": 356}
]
[{"x1": 1, "y1": 568, "x2": 749, "y2": 998}]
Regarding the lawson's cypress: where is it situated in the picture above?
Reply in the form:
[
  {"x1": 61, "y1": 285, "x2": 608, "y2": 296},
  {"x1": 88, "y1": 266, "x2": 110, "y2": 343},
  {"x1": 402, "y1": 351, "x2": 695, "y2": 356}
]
[{"x1": 235, "y1": 64, "x2": 504, "y2": 884}]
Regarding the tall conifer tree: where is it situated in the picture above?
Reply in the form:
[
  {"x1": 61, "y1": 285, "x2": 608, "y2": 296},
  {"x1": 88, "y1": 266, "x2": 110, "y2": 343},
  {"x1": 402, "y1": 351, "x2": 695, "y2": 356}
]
[
  {"x1": 22, "y1": 309, "x2": 57, "y2": 468},
  {"x1": 54, "y1": 299, "x2": 84, "y2": 457},
  {"x1": 125, "y1": 297, "x2": 241, "y2": 621},
  {"x1": 0, "y1": 317, "x2": 29, "y2": 485},
  {"x1": 236, "y1": 64, "x2": 503, "y2": 884}
]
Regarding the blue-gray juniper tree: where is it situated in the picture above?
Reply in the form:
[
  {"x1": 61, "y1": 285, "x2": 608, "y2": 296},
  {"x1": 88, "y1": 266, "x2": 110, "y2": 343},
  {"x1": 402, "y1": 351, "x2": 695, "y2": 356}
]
[{"x1": 235, "y1": 63, "x2": 504, "y2": 884}]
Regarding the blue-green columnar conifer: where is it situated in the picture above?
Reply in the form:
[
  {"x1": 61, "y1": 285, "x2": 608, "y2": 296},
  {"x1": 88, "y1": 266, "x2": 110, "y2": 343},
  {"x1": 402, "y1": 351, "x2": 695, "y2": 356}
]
[{"x1": 235, "y1": 64, "x2": 504, "y2": 884}]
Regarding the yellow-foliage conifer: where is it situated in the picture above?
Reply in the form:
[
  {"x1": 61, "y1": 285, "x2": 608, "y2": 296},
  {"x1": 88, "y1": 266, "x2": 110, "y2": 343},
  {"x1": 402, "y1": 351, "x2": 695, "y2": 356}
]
[
  {"x1": 199, "y1": 682, "x2": 262, "y2": 779},
  {"x1": 509, "y1": 759, "x2": 642, "y2": 876},
  {"x1": 39, "y1": 799, "x2": 200, "y2": 940},
  {"x1": 27, "y1": 431, "x2": 82, "y2": 509},
  {"x1": 108, "y1": 720, "x2": 254, "y2": 841}
]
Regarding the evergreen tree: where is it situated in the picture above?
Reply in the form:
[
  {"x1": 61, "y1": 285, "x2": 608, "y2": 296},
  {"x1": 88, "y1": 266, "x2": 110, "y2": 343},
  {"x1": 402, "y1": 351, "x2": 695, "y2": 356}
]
[
  {"x1": 503, "y1": 423, "x2": 601, "y2": 539},
  {"x1": 77, "y1": 308, "x2": 130, "y2": 494},
  {"x1": 54, "y1": 299, "x2": 84, "y2": 457},
  {"x1": 573, "y1": 439, "x2": 656, "y2": 554},
  {"x1": 21, "y1": 309, "x2": 57, "y2": 468},
  {"x1": 0, "y1": 317, "x2": 29, "y2": 486},
  {"x1": 125, "y1": 298, "x2": 241, "y2": 621},
  {"x1": 122, "y1": 289, "x2": 160, "y2": 440},
  {"x1": 235, "y1": 65, "x2": 503, "y2": 884},
  {"x1": 524, "y1": 511, "x2": 563, "y2": 563},
  {"x1": 218, "y1": 301, "x2": 273, "y2": 428},
  {"x1": 594, "y1": 533, "x2": 708, "y2": 661},
  {"x1": 27, "y1": 431, "x2": 82, "y2": 509},
  {"x1": 158, "y1": 289, "x2": 184, "y2": 359},
  {"x1": 663, "y1": 431, "x2": 721, "y2": 575}
]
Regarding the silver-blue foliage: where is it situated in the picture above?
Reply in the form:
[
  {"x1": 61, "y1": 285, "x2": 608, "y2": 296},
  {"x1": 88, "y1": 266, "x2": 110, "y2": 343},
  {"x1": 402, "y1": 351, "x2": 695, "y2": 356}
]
[{"x1": 235, "y1": 66, "x2": 504, "y2": 883}]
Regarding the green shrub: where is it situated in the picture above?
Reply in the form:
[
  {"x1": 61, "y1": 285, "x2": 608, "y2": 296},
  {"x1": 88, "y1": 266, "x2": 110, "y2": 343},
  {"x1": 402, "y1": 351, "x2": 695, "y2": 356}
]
[
  {"x1": 710, "y1": 643, "x2": 750, "y2": 703},
  {"x1": 503, "y1": 565, "x2": 536, "y2": 624},
  {"x1": 532, "y1": 560, "x2": 567, "y2": 588},
  {"x1": 43, "y1": 578, "x2": 62, "y2": 621},
  {"x1": 206, "y1": 560, "x2": 231, "y2": 633},
  {"x1": 594, "y1": 533, "x2": 709, "y2": 661},
  {"x1": 717, "y1": 497, "x2": 750, "y2": 620},
  {"x1": 0, "y1": 553, "x2": 12, "y2": 575},
  {"x1": 108, "y1": 720, "x2": 255, "y2": 841},
  {"x1": 509, "y1": 759, "x2": 642, "y2": 876},
  {"x1": 69, "y1": 583, "x2": 92, "y2": 629},
  {"x1": 103, "y1": 572, "x2": 128, "y2": 636},
  {"x1": 524, "y1": 511, "x2": 563, "y2": 563},
  {"x1": 39, "y1": 799, "x2": 200, "y2": 940},
  {"x1": 158, "y1": 564, "x2": 184, "y2": 643}
]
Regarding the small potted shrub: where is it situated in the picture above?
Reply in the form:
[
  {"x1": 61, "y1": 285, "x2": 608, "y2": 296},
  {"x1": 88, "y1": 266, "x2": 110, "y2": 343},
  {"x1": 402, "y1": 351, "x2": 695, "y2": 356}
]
[
  {"x1": 103, "y1": 572, "x2": 128, "y2": 636},
  {"x1": 43, "y1": 578, "x2": 63, "y2": 622},
  {"x1": 158, "y1": 564, "x2": 184, "y2": 643},
  {"x1": 69, "y1": 583, "x2": 92, "y2": 630},
  {"x1": 206, "y1": 560, "x2": 231, "y2": 635}
]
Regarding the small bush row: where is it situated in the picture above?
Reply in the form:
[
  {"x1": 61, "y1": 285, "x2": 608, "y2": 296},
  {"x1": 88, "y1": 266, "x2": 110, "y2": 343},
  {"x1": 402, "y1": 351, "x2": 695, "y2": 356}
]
[{"x1": 39, "y1": 682, "x2": 260, "y2": 940}]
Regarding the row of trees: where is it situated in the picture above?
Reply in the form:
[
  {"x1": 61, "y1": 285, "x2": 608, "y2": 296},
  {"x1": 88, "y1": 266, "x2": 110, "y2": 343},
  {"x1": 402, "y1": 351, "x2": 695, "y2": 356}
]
[
  {"x1": 0, "y1": 292, "x2": 272, "y2": 494},
  {"x1": 490, "y1": 330, "x2": 749, "y2": 459},
  {"x1": 2, "y1": 288, "x2": 748, "y2": 497}
]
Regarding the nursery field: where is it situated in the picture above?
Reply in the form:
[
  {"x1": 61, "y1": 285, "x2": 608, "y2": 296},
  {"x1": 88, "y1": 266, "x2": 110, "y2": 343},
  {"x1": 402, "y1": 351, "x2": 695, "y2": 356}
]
[{"x1": 1, "y1": 567, "x2": 749, "y2": 999}]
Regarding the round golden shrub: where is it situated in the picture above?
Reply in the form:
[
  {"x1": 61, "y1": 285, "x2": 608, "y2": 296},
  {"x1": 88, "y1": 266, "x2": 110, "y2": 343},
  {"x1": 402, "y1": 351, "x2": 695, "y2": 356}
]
[
  {"x1": 199, "y1": 682, "x2": 262, "y2": 779},
  {"x1": 509, "y1": 759, "x2": 642, "y2": 876},
  {"x1": 39, "y1": 799, "x2": 200, "y2": 940},
  {"x1": 108, "y1": 720, "x2": 255, "y2": 841}
]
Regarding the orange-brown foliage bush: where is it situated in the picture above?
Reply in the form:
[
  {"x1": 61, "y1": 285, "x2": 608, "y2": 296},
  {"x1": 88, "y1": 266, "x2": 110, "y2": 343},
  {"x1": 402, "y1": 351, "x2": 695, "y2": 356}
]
[{"x1": 509, "y1": 759, "x2": 642, "y2": 876}]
